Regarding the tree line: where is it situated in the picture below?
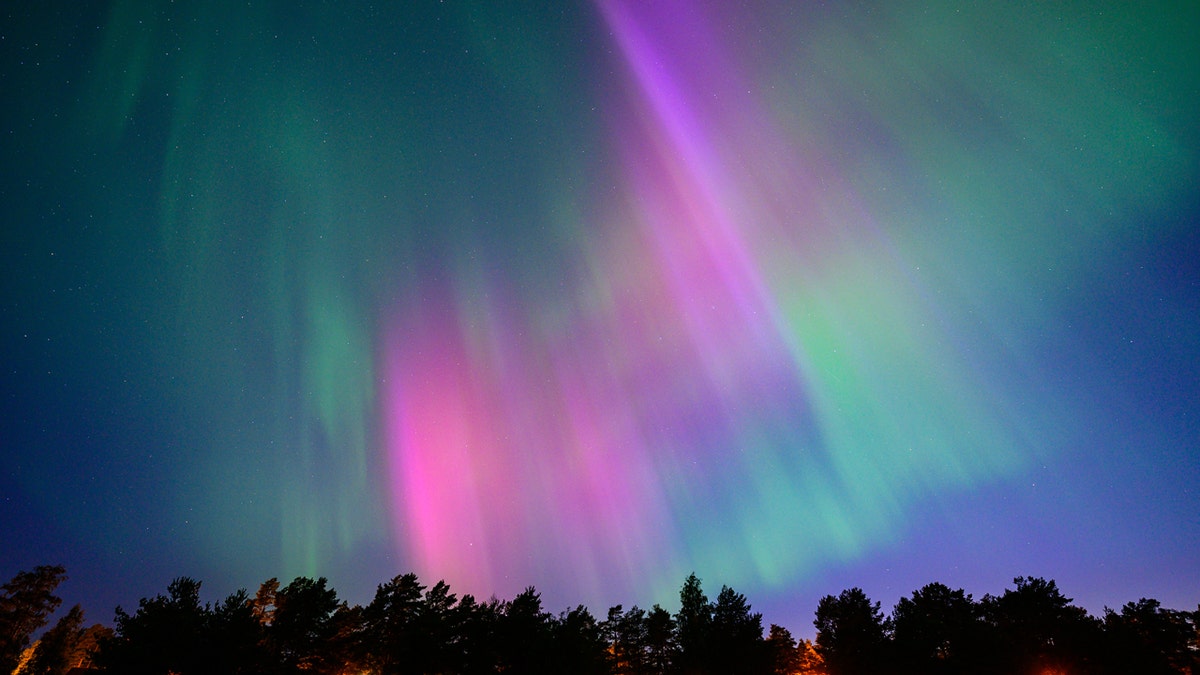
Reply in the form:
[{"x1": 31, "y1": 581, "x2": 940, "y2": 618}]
[{"x1": 2, "y1": 564, "x2": 1197, "y2": 674}]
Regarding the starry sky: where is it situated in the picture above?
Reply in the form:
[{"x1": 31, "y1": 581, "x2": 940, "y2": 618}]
[{"x1": 2, "y1": 0, "x2": 1198, "y2": 635}]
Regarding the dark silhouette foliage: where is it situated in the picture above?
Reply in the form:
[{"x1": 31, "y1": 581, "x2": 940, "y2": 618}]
[
  {"x1": 644, "y1": 604, "x2": 677, "y2": 675},
  {"x1": 495, "y1": 586, "x2": 553, "y2": 673},
  {"x1": 606, "y1": 604, "x2": 650, "y2": 674},
  {"x1": 891, "y1": 582, "x2": 988, "y2": 674},
  {"x1": 709, "y1": 585, "x2": 767, "y2": 674},
  {"x1": 674, "y1": 572, "x2": 713, "y2": 675},
  {"x1": 1102, "y1": 598, "x2": 1198, "y2": 675},
  {"x1": 22, "y1": 604, "x2": 84, "y2": 675},
  {"x1": 550, "y1": 605, "x2": 610, "y2": 674},
  {"x1": 981, "y1": 576, "x2": 1103, "y2": 674},
  {"x1": 765, "y1": 624, "x2": 800, "y2": 674},
  {"x1": 603, "y1": 602, "x2": 677, "y2": 675},
  {"x1": 94, "y1": 577, "x2": 268, "y2": 674},
  {"x1": 814, "y1": 587, "x2": 889, "y2": 675},
  {"x1": 207, "y1": 588, "x2": 269, "y2": 674},
  {"x1": 269, "y1": 576, "x2": 341, "y2": 673},
  {"x1": 0, "y1": 564, "x2": 67, "y2": 674},
  {"x1": 3, "y1": 562, "x2": 1185, "y2": 675},
  {"x1": 361, "y1": 572, "x2": 427, "y2": 673},
  {"x1": 94, "y1": 577, "x2": 211, "y2": 674}
]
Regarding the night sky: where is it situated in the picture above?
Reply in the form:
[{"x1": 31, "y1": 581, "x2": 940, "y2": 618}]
[{"x1": 2, "y1": 1, "x2": 1198, "y2": 636}]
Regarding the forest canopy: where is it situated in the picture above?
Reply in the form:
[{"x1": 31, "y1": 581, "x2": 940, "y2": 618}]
[{"x1": 3, "y1": 565, "x2": 1198, "y2": 674}]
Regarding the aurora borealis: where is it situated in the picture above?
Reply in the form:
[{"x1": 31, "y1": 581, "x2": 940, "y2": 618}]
[{"x1": 2, "y1": 0, "x2": 1197, "y2": 633}]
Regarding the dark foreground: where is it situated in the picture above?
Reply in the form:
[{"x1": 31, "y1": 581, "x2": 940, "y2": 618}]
[{"x1": 3, "y1": 565, "x2": 1198, "y2": 674}]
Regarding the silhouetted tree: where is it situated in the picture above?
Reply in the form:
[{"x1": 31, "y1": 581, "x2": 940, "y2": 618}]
[
  {"x1": 362, "y1": 572, "x2": 426, "y2": 673},
  {"x1": 607, "y1": 602, "x2": 681, "y2": 675},
  {"x1": 416, "y1": 579, "x2": 465, "y2": 674},
  {"x1": 675, "y1": 573, "x2": 712, "y2": 674},
  {"x1": 981, "y1": 576, "x2": 1101, "y2": 674},
  {"x1": 268, "y1": 576, "x2": 340, "y2": 674},
  {"x1": 496, "y1": 587, "x2": 553, "y2": 674},
  {"x1": 709, "y1": 585, "x2": 767, "y2": 674},
  {"x1": 644, "y1": 604, "x2": 677, "y2": 675},
  {"x1": 1102, "y1": 598, "x2": 1197, "y2": 675},
  {"x1": 606, "y1": 604, "x2": 649, "y2": 675},
  {"x1": 551, "y1": 605, "x2": 610, "y2": 674},
  {"x1": 358, "y1": 574, "x2": 468, "y2": 674},
  {"x1": 23, "y1": 604, "x2": 84, "y2": 675},
  {"x1": 324, "y1": 602, "x2": 367, "y2": 673},
  {"x1": 891, "y1": 582, "x2": 987, "y2": 674},
  {"x1": 95, "y1": 577, "x2": 210, "y2": 674},
  {"x1": 0, "y1": 565, "x2": 67, "y2": 674},
  {"x1": 27, "y1": 565, "x2": 1200, "y2": 675},
  {"x1": 814, "y1": 587, "x2": 889, "y2": 675},
  {"x1": 208, "y1": 589, "x2": 269, "y2": 674},
  {"x1": 766, "y1": 624, "x2": 800, "y2": 675},
  {"x1": 456, "y1": 594, "x2": 503, "y2": 675}
]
